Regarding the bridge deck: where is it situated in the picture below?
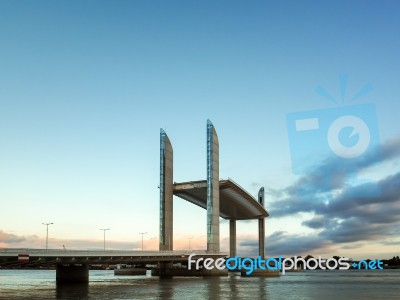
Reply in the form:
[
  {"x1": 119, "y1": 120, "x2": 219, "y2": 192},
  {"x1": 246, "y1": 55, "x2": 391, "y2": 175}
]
[
  {"x1": 173, "y1": 179, "x2": 269, "y2": 220},
  {"x1": 0, "y1": 249, "x2": 228, "y2": 266}
]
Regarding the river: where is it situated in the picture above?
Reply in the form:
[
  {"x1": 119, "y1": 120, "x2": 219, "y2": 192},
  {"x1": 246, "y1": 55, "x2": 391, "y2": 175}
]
[{"x1": 0, "y1": 269, "x2": 399, "y2": 299}]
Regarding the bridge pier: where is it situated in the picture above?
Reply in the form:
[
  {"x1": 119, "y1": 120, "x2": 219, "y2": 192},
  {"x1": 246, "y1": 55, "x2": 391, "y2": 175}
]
[
  {"x1": 56, "y1": 264, "x2": 89, "y2": 283},
  {"x1": 160, "y1": 129, "x2": 174, "y2": 251},
  {"x1": 258, "y1": 218, "x2": 265, "y2": 259},
  {"x1": 258, "y1": 187, "x2": 265, "y2": 259},
  {"x1": 207, "y1": 120, "x2": 220, "y2": 253},
  {"x1": 229, "y1": 220, "x2": 236, "y2": 257},
  {"x1": 152, "y1": 261, "x2": 173, "y2": 277}
]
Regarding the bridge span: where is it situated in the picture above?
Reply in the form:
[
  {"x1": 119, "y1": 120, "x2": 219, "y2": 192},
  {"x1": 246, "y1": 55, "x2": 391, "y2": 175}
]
[
  {"x1": 0, "y1": 248, "x2": 225, "y2": 265},
  {"x1": 160, "y1": 120, "x2": 269, "y2": 258},
  {"x1": 0, "y1": 248, "x2": 227, "y2": 282},
  {"x1": 1, "y1": 120, "x2": 272, "y2": 282}
]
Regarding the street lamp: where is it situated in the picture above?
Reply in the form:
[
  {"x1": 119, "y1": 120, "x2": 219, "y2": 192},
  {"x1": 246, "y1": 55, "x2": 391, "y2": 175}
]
[
  {"x1": 100, "y1": 228, "x2": 110, "y2": 251},
  {"x1": 42, "y1": 222, "x2": 53, "y2": 250},
  {"x1": 139, "y1": 232, "x2": 147, "y2": 251},
  {"x1": 188, "y1": 237, "x2": 193, "y2": 251}
]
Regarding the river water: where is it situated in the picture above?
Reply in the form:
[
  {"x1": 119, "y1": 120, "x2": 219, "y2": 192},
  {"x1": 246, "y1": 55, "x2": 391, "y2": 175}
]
[{"x1": 0, "y1": 269, "x2": 399, "y2": 299}]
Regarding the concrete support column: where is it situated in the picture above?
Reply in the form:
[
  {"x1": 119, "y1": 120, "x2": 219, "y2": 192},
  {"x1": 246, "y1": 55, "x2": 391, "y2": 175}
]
[
  {"x1": 207, "y1": 120, "x2": 220, "y2": 253},
  {"x1": 56, "y1": 264, "x2": 89, "y2": 283},
  {"x1": 258, "y1": 218, "x2": 265, "y2": 259},
  {"x1": 229, "y1": 220, "x2": 236, "y2": 257},
  {"x1": 160, "y1": 129, "x2": 173, "y2": 251},
  {"x1": 156, "y1": 261, "x2": 173, "y2": 277},
  {"x1": 258, "y1": 187, "x2": 265, "y2": 259}
]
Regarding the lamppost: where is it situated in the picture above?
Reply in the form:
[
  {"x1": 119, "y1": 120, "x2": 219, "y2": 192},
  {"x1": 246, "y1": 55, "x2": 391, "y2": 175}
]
[
  {"x1": 188, "y1": 237, "x2": 193, "y2": 250},
  {"x1": 42, "y1": 222, "x2": 53, "y2": 250},
  {"x1": 100, "y1": 228, "x2": 110, "y2": 251},
  {"x1": 139, "y1": 232, "x2": 147, "y2": 251}
]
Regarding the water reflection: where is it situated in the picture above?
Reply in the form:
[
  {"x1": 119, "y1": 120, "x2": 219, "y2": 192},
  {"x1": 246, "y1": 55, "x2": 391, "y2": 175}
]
[
  {"x1": 1, "y1": 269, "x2": 399, "y2": 299},
  {"x1": 56, "y1": 282, "x2": 89, "y2": 299},
  {"x1": 256, "y1": 277, "x2": 269, "y2": 298},
  {"x1": 206, "y1": 277, "x2": 222, "y2": 300},
  {"x1": 157, "y1": 277, "x2": 175, "y2": 300}
]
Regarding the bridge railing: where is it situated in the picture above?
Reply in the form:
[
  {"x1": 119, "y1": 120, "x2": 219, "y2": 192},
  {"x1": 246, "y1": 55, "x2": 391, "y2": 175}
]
[{"x1": 0, "y1": 248, "x2": 227, "y2": 257}]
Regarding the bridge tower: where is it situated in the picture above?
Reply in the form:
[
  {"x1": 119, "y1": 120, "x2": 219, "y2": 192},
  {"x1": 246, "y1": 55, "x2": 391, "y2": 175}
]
[
  {"x1": 258, "y1": 187, "x2": 265, "y2": 259},
  {"x1": 159, "y1": 129, "x2": 173, "y2": 251},
  {"x1": 207, "y1": 120, "x2": 220, "y2": 253}
]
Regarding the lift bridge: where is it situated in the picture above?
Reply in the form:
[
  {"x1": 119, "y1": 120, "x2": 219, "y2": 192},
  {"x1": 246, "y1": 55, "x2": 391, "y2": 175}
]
[{"x1": 0, "y1": 120, "x2": 269, "y2": 282}]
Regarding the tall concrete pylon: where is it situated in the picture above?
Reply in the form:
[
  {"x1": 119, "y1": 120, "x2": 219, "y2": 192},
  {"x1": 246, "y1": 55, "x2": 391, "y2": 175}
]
[
  {"x1": 229, "y1": 220, "x2": 236, "y2": 257},
  {"x1": 207, "y1": 120, "x2": 220, "y2": 253},
  {"x1": 258, "y1": 187, "x2": 265, "y2": 259},
  {"x1": 159, "y1": 129, "x2": 173, "y2": 251}
]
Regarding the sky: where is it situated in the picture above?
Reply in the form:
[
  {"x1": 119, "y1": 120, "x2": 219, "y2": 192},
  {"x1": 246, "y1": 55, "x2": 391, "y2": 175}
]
[{"x1": 1, "y1": 0, "x2": 399, "y2": 260}]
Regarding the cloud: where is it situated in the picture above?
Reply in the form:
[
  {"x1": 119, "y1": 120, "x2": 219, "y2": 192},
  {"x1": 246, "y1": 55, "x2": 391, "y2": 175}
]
[
  {"x1": 270, "y1": 137, "x2": 400, "y2": 218},
  {"x1": 302, "y1": 216, "x2": 335, "y2": 229},
  {"x1": 381, "y1": 136, "x2": 400, "y2": 160},
  {"x1": 381, "y1": 240, "x2": 400, "y2": 246},
  {"x1": 281, "y1": 136, "x2": 400, "y2": 204},
  {"x1": 238, "y1": 231, "x2": 330, "y2": 256},
  {"x1": 0, "y1": 230, "x2": 142, "y2": 250},
  {"x1": 0, "y1": 230, "x2": 208, "y2": 252},
  {"x1": 0, "y1": 230, "x2": 36, "y2": 244},
  {"x1": 248, "y1": 137, "x2": 400, "y2": 257}
]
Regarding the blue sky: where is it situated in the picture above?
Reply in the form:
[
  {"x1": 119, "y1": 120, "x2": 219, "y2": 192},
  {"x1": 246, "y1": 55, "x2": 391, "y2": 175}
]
[{"x1": 1, "y1": 1, "x2": 399, "y2": 259}]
